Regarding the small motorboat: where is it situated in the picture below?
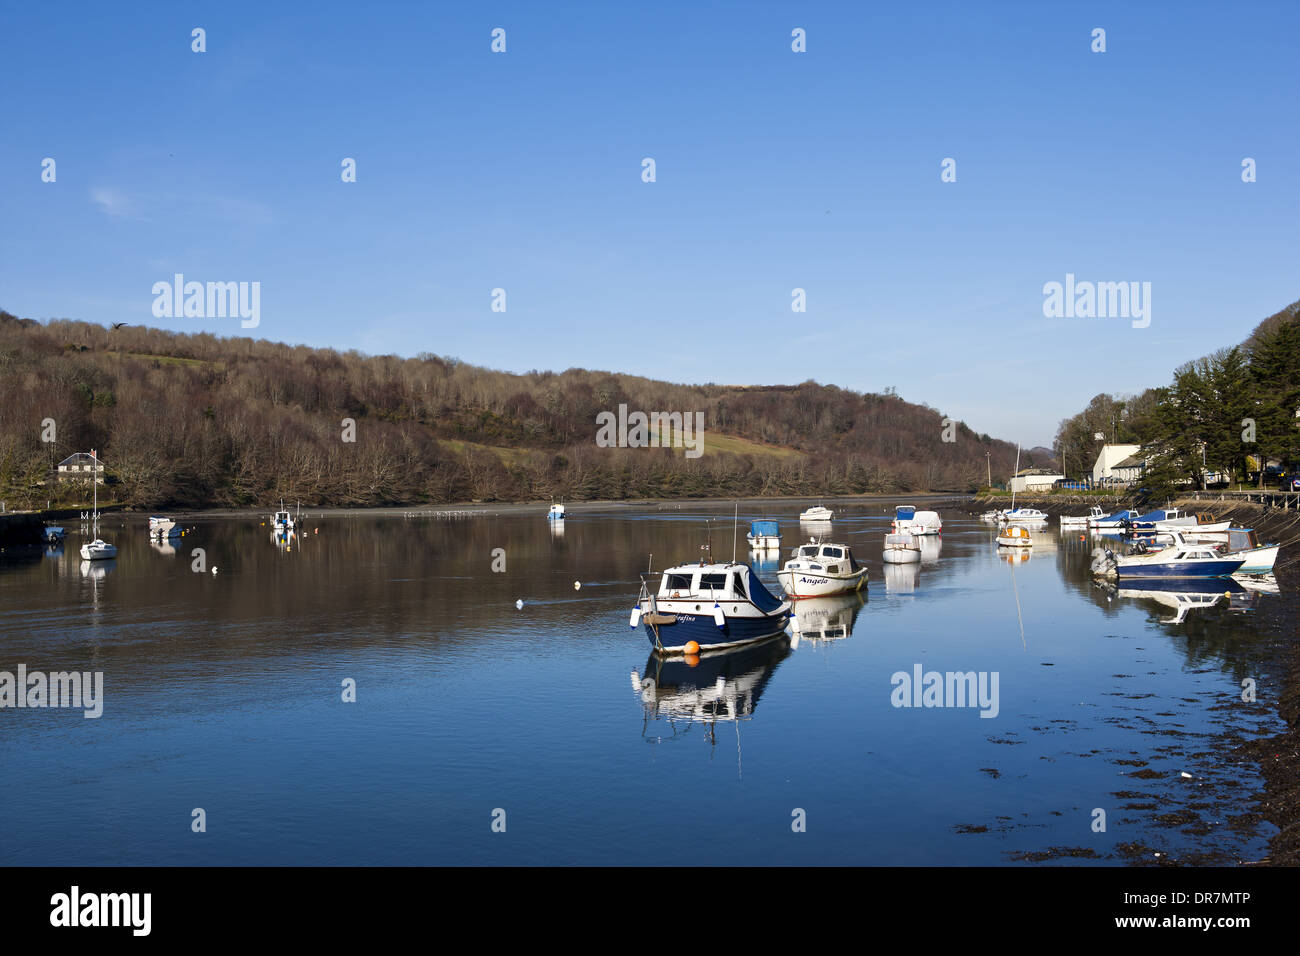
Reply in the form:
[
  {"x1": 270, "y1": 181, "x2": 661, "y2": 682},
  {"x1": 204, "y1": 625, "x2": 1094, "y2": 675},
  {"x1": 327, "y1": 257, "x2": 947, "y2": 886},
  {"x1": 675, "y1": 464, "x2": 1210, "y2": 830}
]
[
  {"x1": 80, "y1": 538, "x2": 118, "y2": 561},
  {"x1": 632, "y1": 557, "x2": 791, "y2": 653},
  {"x1": 1092, "y1": 509, "x2": 1138, "y2": 529},
  {"x1": 777, "y1": 540, "x2": 868, "y2": 598},
  {"x1": 1090, "y1": 531, "x2": 1245, "y2": 579},
  {"x1": 1156, "y1": 513, "x2": 1229, "y2": 534},
  {"x1": 44, "y1": 525, "x2": 66, "y2": 542},
  {"x1": 148, "y1": 516, "x2": 179, "y2": 536},
  {"x1": 1129, "y1": 508, "x2": 1186, "y2": 531},
  {"x1": 799, "y1": 505, "x2": 834, "y2": 523},
  {"x1": 1060, "y1": 506, "x2": 1104, "y2": 528},
  {"x1": 999, "y1": 508, "x2": 1047, "y2": 524},
  {"x1": 745, "y1": 519, "x2": 781, "y2": 551},
  {"x1": 895, "y1": 509, "x2": 942, "y2": 535},
  {"x1": 996, "y1": 524, "x2": 1034, "y2": 548},
  {"x1": 882, "y1": 532, "x2": 922, "y2": 563},
  {"x1": 273, "y1": 501, "x2": 297, "y2": 531},
  {"x1": 547, "y1": 502, "x2": 566, "y2": 521},
  {"x1": 1214, "y1": 527, "x2": 1280, "y2": 575}
]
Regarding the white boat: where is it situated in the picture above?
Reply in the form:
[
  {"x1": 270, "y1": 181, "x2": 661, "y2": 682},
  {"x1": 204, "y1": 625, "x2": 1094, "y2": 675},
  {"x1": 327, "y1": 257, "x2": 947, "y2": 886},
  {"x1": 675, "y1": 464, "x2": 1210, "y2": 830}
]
[
  {"x1": 745, "y1": 519, "x2": 781, "y2": 551},
  {"x1": 999, "y1": 508, "x2": 1047, "y2": 523},
  {"x1": 548, "y1": 502, "x2": 566, "y2": 521},
  {"x1": 80, "y1": 538, "x2": 118, "y2": 560},
  {"x1": 148, "y1": 516, "x2": 178, "y2": 536},
  {"x1": 1060, "y1": 506, "x2": 1104, "y2": 528},
  {"x1": 996, "y1": 525, "x2": 1034, "y2": 548},
  {"x1": 799, "y1": 505, "x2": 833, "y2": 522},
  {"x1": 1215, "y1": 527, "x2": 1280, "y2": 575},
  {"x1": 273, "y1": 500, "x2": 298, "y2": 531},
  {"x1": 882, "y1": 532, "x2": 921, "y2": 564},
  {"x1": 895, "y1": 509, "x2": 942, "y2": 535},
  {"x1": 1155, "y1": 513, "x2": 1229, "y2": 534},
  {"x1": 79, "y1": 451, "x2": 116, "y2": 561},
  {"x1": 777, "y1": 540, "x2": 868, "y2": 598}
]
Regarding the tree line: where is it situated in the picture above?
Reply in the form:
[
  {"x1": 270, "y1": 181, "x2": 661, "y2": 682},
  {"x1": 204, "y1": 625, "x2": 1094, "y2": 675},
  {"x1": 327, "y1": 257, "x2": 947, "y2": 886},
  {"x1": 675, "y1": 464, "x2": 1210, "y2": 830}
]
[
  {"x1": 0, "y1": 311, "x2": 1021, "y2": 509},
  {"x1": 1053, "y1": 299, "x2": 1300, "y2": 496}
]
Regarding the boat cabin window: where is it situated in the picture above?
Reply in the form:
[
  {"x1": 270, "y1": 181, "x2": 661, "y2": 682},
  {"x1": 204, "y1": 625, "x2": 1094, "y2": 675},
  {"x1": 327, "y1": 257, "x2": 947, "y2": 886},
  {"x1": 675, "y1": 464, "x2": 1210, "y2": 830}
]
[
  {"x1": 800, "y1": 546, "x2": 819, "y2": 557},
  {"x1": 665, "y1": 573, "x2": 693, "y2": 591},
  {"x1": 731, "y1": 572, "x2": 747, "y2": 598},
  {"x1": 699, "y1": 573, "x2": 728, "y2": 592},
  {"x1": 823, "y1": 547, "x2": 843, "y2": 558}
]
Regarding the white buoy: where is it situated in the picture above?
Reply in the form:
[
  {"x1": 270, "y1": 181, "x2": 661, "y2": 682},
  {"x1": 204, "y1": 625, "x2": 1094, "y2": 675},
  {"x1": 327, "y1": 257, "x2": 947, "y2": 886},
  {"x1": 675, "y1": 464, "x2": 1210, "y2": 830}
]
[
  {"x1": 515, "y1": 599, "x2": 524, "y2": 610},
  {"x1": 212, "y1": 567, "x2": 218, "y2": 575},
  {"x1": 713, "y1": 603, "x2": 726, "y2": 628},
  {"x1": 573, "y1": 580, "x2": 581, "y2": 591},
  {"x1": 629, "y1": 605, "x2": 642, "y2": 628}
]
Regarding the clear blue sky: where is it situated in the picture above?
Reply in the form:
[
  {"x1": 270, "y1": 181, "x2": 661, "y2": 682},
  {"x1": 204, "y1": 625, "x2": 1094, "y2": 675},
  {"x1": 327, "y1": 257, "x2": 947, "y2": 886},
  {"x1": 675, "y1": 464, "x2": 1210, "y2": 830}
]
[{"x1": 2, "y1": 1, "x2": 1296, "y2": 447}]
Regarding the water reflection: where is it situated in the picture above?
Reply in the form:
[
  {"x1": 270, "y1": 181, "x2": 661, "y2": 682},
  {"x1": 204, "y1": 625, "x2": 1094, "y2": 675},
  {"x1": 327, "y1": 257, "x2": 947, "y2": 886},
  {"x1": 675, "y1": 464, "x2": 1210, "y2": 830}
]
[
  {"x1": 632, "y1": 634, "x2": 792, "y2": 725},
  {"x1": 272, "y1": 529, "x2": 297, "y2": 551},
  {"x1": 883, "y1": 561, "x2": 920, "y2": 594},
  {"x1": 1108, "y1": 578, "x2": 1245, "y2": 625},
  {"x1": 789, "y1": 592, "x2": 865, "y2": 645},
  {"x1": 919, "y1": 534, "x2": 943, "y2": 564},
  {"x1": 748, "y1": 549, "x2": 778, "y2": 574}
]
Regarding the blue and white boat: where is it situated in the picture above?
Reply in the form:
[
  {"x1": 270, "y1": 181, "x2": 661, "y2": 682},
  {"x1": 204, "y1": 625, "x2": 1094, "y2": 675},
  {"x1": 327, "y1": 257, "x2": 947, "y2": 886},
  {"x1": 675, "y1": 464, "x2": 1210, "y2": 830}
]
[
  {"x1": 1091, "y1": 531, "x2": 1245, "y2": 579},
  {"x1": 632, "y1": 559, "x2": 792, "y2": 653},
  {"x1": 745, "y1": 519, "x2": 781, "y2": 551},
  {"x1": 1128, "y1": 508, "x2": 1182, "y2": 532},
  {"x1": 1092, "y1": 509, "x2": 1138, "y2": 530},
  {"x1": 1216, "y1": 528, "x2": 1280, "y2": 575},
  {"x1": 547, "y1": 501, "x2": 565, "y2": 521}
]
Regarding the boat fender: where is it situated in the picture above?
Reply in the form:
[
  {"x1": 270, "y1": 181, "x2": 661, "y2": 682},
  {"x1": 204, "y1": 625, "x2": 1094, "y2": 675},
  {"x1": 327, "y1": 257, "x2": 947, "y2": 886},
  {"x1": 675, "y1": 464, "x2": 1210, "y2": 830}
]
[
  {"x1": 712, "y1": 603, "x2": 726, "y2": 628},
  {"x1": 629, "y1": 605, "x2": 642, "y2": 628}
]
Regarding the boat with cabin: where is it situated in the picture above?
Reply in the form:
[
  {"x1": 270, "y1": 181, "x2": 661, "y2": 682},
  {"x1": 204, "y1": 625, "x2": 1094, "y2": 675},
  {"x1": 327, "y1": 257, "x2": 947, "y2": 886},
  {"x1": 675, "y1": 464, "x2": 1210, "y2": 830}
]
[
  {"x1": 273, "y1": 500, "x2": 298, "y2": 531},
  {"x1": 745, "y1": 519, "x2": 781, "y2": 551},
  {"x1": 548, "y1": 501, "x2": 566, "y2": 521},
  {"x1": 799, "y1": 505, "x2": 834, "y2": 523},
  {"x1": 1092, "y1": 509, "x2": 1138, "y2": 530},
  {"x1": 1214, "y1": 527, "x2": 1280, "y2": 575},
  {"x1": 999, "y1": 507, "x2": 1047, "y2": 523},
  {"x1": 996, "y1": 525, "x2": 1034, "y2": 548},
  {"x1": 632, "y1": 555, "x2": 792, "y2": 653},
  {"x1": 1060, "y1": 506, "x2": 1105, "y2": 528},
  {"x1": 882, "y1": 531, "x2": 922, "y2": 564},
  {"x1": 1090, "y1": 531, "x2": 1245, "y2": 579},
  {"x1": 777, "y1": 539, "x2": 867, "y2": 598},
  {"x1": 893, "y1": 505, "x2": 942, "y2": 535}
]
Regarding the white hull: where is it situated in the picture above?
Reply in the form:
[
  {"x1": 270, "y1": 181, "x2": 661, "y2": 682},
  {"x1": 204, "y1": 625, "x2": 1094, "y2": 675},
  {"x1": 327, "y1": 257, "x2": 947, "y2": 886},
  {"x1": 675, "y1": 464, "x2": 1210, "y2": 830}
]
[
  {"x1": 996, "y1": 535, "x2": 1033, "y2": 548},
  {"x1": 882, "y1": 548, "x2": 920, "y2": 564},
  {"x1": 777, "y1": 567, "x2": 867, "y2": 598},
  {"x1": 746, "y1": 535, "x2": 781, "y2": 550},
  {"x1": 799, "y1": 507, "x2": 834, "y2": 522},
  {"x1": 80, "y1": 540, "x2": 117, "y2": 560},
  {"x1": 1157, "y1": 519, "x2": 1229, "y2": 533}
]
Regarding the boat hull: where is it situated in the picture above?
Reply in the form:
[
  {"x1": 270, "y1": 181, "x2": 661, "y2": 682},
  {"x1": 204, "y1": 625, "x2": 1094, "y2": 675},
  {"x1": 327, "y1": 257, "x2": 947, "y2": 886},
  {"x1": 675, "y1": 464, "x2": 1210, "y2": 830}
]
[
  {"x1": 1116, "y1": 559, "x2": 1244, "y2": 579},
  {"x1": 776, "y1": 567, "x2": 867, "y2": 598},
  {"x1": 882, "y1": 549, "x2": 921, "y2": 564},
  {"x1": 642, "y1": 610, "x2": 790, "y2": 653},
  {"x1": 1229, "y1": 545, "x2": 1279, "y2": 575}
]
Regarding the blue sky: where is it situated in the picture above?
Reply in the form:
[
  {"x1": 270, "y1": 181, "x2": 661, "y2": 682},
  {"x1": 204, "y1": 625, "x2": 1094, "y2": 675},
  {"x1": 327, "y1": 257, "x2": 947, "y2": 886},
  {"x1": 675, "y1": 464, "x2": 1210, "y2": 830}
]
[{"x1": 2, "y1": 1, "x2": 1296, "y2": 447}]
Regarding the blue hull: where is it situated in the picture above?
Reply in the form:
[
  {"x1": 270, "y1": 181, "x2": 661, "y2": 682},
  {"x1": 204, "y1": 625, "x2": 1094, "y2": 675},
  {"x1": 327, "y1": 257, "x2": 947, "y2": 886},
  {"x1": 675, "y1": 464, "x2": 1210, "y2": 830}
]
[
  {"x1": 643, "y1": 611, "x2": 790, "y2": 652},
  {"x1": 1118, "y1": 560, "x2": 1243, "y2": 579}
]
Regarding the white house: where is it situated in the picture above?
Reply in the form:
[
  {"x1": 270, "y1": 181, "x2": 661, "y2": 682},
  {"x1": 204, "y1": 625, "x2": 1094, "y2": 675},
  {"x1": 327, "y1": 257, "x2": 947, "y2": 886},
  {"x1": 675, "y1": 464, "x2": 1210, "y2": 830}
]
[
  {"x1": 1009, "y1": 469, "x2": 1064, "y2": 493},
  {"x1": 1092, "y1": 444, "x2": 1141, "y2": 483},
  {"x1": 57, "y1": 452, "x2": 105, "y2": 484}
]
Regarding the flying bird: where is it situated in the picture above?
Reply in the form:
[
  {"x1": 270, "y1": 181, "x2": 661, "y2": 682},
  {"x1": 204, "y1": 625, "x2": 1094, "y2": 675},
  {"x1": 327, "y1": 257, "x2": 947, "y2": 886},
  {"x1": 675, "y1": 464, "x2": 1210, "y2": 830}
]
[{"x1": 111, "y1": 322, "x2": 129, "y2": 330}]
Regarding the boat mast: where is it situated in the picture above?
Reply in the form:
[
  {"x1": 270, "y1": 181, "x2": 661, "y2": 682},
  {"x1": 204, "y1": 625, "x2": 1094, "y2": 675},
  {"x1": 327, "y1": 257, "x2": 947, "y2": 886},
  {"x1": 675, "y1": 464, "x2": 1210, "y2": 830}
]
[{"x1": 1010, "y1": 443, "x2": 1020, "y2": 512}]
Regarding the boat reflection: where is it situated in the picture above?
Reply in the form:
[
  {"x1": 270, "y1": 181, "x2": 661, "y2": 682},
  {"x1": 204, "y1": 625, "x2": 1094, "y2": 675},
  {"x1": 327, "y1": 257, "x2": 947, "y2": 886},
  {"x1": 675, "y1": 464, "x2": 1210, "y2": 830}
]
[
  {"x1": 1113, "y1": 578, "x2": 1248, "y2": 624},
  {"x1": 789, "y1": 592, "x2": 865, "y2": 645},
  {"x1": 918, "y1": 534, "x2": 943, "y2": 565},
  {"x1": 883, "y1": 561, "x2": 919, "y2": 595},
  {"x1": 271, "y1": 528, "x2": 296, "y2": 551},
  {"x1": 632, "y1": 634, "x2": 792, "y2": 724},
  {"x1": 747, "y1": 549, "x2": 778, "y2": 574},
  {"x1": 150, "y1": 536, "x2": 178, "y2": 557}
]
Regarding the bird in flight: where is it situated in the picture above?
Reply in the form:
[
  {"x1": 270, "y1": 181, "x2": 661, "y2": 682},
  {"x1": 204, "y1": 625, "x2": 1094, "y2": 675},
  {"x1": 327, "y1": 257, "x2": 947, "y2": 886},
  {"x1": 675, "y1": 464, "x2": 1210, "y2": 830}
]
[{"x1": 111, "y1": 322, "x2": 129, "y2": 330}]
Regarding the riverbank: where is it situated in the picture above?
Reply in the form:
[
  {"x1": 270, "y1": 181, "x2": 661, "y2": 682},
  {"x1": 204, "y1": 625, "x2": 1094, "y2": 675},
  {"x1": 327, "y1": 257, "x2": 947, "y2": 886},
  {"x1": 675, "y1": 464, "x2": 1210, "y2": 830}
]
[{"x1": 975, "y1": 490, "x2": 1300, "y2": 865}]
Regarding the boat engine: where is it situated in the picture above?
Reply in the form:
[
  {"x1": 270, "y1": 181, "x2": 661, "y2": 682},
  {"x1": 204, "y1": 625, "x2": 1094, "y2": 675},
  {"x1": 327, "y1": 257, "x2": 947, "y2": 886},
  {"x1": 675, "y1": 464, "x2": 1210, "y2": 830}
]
[{"x1": 1089, "y1": 547, "x2": 1118, "y2": 577}]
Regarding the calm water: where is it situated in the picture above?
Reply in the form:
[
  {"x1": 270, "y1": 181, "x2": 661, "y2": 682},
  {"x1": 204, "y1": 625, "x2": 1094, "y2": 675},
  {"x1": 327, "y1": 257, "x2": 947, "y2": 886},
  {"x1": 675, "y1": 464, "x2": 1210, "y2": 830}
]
[{"x1": 0, "y1": 502, "x2": 1289, "y2": 865}]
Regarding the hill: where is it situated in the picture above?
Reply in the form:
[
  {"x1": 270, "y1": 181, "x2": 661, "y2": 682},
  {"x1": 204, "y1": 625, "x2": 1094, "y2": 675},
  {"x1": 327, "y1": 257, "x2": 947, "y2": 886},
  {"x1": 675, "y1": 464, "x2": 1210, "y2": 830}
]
[{"x1": 0, "y1": 311, "x2": 1023, "y2": 508}]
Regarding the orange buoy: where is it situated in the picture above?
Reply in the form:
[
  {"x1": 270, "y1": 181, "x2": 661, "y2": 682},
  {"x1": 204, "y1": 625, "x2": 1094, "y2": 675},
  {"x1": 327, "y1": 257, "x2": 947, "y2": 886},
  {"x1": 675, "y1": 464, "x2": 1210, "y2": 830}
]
[{"x1": 684, "y1": 641, "x2": 700, "y2": 655}]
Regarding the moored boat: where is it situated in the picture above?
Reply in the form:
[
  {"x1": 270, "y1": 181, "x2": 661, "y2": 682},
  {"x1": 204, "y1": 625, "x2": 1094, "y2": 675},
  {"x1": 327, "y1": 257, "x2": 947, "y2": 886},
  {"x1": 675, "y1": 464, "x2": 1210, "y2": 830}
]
[
  {"x1": 1090, "y1": 531, "x2": 1245, "y2": 579},
  {"x1": 799, "y1": 505, "x2": 834, "y2": 522},
  {"x1": 893, "y1": 506, "x2": 942, "y2": 535},
  {"x1": 999, "y1": 508, "x2": 1047, "y2": 523},
  {"x1": 632, "y1": 559, "x2": 791, "y2": 653},
  {"x1": 547, "y1": 501, "x2": 566, "y2": 521},
  {"x1": 777, "y1": 540, "x2": 867, "y2": 598},
  {"x1": 1215, "y1": 527, "x2": 1280, "y2": 575},
  {"x1": 882, "y1": 532, "x2": 921, "y2": 563},
  {"x1": 1092, "y1": 509, "x2": 1137, "y2": 529},
  {"x1": 1060, "y1": 506, "x2": 1104, "y2": 528},
  {"x1": 745, "y1": 519, "x2": 781, "y2": 551},
  {"x1": 996, "y1": 524, "x2": 1033, "y2": 548}
]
